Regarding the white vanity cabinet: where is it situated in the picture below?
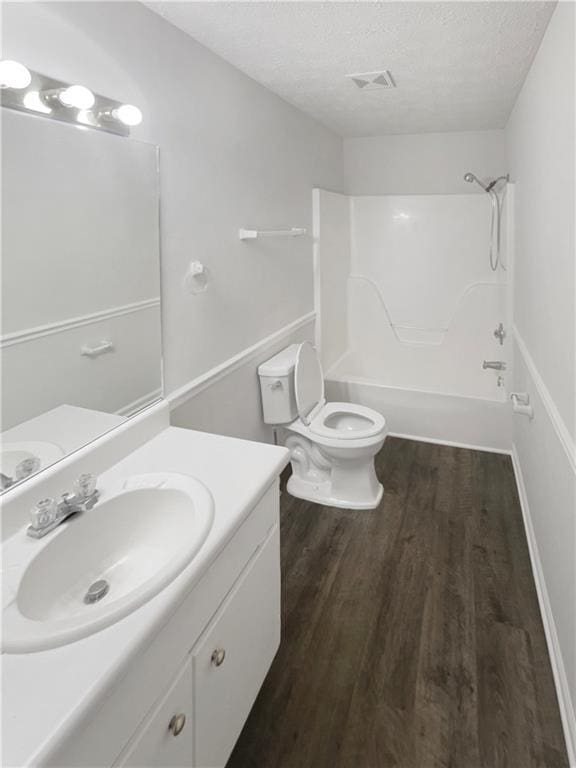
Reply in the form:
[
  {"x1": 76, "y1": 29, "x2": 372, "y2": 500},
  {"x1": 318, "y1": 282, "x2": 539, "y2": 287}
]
[
  {"x1": 113, "y1": 658, "x2": 194, "y2": 768},
  {"x1": 112, "y1": 524, "x2": 280, "y2": 768},
  {"x1": 46, "y1": 480, "x2": 282, "y2": 768},
  {"x1": 193, "y1": 525, "x2": 280, "y2": 767}
]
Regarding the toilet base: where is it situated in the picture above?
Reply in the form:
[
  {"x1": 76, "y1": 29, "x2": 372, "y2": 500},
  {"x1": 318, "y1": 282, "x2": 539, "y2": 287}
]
[
  {"x1": 284, "y1": 430, "x2": 385, "y2": 511},
  {"x1": 287, "y1": 473, "x2": 384, "y2": 510}
]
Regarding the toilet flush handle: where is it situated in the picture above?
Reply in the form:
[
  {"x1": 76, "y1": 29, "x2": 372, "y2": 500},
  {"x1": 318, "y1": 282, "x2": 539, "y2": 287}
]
[{"x1": 270, "y1": 380, "x2": 283, "y2": 390}]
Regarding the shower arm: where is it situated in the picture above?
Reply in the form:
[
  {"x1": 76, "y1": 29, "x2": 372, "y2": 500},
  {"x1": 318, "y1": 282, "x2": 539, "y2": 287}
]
[{"x1": 464, "y1": 172, "x2": 509, "y2": 193}]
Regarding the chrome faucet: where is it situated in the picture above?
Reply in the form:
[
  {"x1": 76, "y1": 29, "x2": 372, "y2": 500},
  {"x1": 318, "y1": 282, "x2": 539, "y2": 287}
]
[
  {"x1": 483, "y1": 360, "x2": 507, "y2": 371},
  {"x1": 27, "y1": 473, "x2": 99, "y2": 539},
  {"x1": 1, "y1": 457, "x2": 41, "y2": 491}
]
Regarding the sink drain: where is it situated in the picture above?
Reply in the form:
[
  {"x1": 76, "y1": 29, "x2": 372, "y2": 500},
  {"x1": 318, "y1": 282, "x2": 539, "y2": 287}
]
[{"x1": 84, "y1": 579, "x2": 110, "y2": 604}]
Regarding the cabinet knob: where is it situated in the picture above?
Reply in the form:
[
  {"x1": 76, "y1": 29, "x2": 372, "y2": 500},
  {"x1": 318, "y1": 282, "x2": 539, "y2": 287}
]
[
  {"x1": 211, "y1": 647, "x2": 226, "y2": 667},
  {"x1": 168, "y1": 713, "x2": 186, "y2": 737}
]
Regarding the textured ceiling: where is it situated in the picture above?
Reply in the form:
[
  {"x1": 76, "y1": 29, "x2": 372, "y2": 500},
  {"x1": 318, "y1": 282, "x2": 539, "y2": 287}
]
[{"x1": 146, "y1": 1, "x2": 556, "y2": 137}]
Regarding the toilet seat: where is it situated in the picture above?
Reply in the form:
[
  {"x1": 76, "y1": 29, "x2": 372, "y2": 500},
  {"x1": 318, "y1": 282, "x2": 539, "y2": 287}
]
[
  {"x1": 293, "y1": 342, "x2": 386, "y2": 444},
  {"x1": 288, "y1": 414, "x2": 386, "y2": 450},
  {"x1": 309, "y1": 402, "x2": 386, "y2": 440}
]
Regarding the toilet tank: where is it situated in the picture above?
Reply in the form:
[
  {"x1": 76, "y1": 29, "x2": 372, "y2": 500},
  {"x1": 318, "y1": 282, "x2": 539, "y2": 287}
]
[{"x1": 258, "y1": 344, "x2": 299, "y2": 424}]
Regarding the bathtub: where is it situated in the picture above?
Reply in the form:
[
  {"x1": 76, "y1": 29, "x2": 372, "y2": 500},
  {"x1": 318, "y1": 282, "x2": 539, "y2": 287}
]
[{"x1": 325, "y1": 353, "x2": 512, "y2": 453}]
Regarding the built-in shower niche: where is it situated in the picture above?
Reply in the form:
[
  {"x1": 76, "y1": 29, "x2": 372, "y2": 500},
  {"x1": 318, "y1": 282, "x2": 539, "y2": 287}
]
[{"x1": 314, "y1": 188, "x2": 513, "y2": 450}]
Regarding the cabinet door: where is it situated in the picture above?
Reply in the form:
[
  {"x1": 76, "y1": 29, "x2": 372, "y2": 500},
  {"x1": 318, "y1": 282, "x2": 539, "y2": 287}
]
[
  {"x1": 193, "y1": 526, "x2": 281, "y2": 768},
  {"x1": 113, "y1": 656, "x2": 194, "y2": 768}
]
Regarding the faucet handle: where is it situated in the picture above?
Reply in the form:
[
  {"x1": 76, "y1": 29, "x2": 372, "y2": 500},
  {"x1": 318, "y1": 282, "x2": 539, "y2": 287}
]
[
  {"x1": 74, "y1": 473, "x2": 98, "y2": 500},
  {"x1": 15, "y1": 456, "x2": 41, "y2": 480},
  {"x1": 30, "y1": 498, "x2": 57, "y2": 531}
]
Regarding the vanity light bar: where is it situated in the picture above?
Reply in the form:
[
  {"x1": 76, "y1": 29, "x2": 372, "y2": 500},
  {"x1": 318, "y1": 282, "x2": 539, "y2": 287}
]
[{"x1": 0, "y1": 62, "x2": 143, "y2": 137}]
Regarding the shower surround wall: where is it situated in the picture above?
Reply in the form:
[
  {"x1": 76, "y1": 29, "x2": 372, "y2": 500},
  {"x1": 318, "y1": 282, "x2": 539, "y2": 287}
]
[{"x1": 316, "y1": 189, "x2": 512, "y2": 450}]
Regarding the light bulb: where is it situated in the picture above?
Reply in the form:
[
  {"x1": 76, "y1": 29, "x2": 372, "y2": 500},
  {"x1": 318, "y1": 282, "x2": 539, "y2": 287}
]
[
  {"x1": 58, "y1": 85, "x2": 95, "y2": 109},
  {"x1": 113, "y1": 104, "x2": 142, "y2": 126},
  {"x1": 23, "y1": 91, "x2": 52, "y2": 114},
  {"x1": 0, "y1": 60, "x2": 32, "y2": 90}
]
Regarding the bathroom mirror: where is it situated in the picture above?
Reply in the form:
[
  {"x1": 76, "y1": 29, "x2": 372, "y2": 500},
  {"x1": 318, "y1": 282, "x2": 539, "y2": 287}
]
[{"x1": 0, "y1": 108, "x2": 162, "y2": 492}]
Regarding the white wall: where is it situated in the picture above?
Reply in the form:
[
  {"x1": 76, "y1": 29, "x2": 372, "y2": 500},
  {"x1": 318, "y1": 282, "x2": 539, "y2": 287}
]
[
  {"x1": 506, "y1": 4, "x2": 575, "y2": 439},
  {"x1": 2, "y1": 1, "x2": 344, "y2": 441},
  {"x1": 344, "y1": 130, "x2": 506, "y2": 195},
  {"x1": 505, "y1": 2, "x2": 576, "y2": 760},
  {"x1": 170, "y1": 316, "x2": 314, "y2": 444}
]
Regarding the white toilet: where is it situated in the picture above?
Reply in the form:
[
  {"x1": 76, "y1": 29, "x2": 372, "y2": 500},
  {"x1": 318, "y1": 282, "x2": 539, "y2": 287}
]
[{"x1": 258, "y1": 342, "x2": 387, "y2": 509}]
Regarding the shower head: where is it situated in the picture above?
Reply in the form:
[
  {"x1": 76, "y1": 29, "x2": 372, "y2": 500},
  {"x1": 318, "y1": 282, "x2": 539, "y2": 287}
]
[
  {"x1": 486, "y1": 174, "x2": 510, "y2": 192},
  {"x1": 464, "y1": 172, "x2": 489, "y2": 191}
]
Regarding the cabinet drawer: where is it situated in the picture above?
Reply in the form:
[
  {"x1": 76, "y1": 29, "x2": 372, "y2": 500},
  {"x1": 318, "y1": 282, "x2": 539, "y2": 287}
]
[
  {"x1": 193, "y1": 525, "x2": 280, "y2": 768},
  {"x1": 113, "y1": 656, "x2": 193, "y2": 768}
]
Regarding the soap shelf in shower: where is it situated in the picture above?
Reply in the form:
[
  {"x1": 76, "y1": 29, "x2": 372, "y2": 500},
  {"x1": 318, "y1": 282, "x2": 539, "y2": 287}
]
[{"x1": 238, "y1": 227, "x2": 306, "y2": 241}]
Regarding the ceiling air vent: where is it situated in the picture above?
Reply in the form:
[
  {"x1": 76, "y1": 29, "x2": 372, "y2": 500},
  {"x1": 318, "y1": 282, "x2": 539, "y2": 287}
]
[{"x1": 346, "y1": 70, "x2": 396, "y2": 90}]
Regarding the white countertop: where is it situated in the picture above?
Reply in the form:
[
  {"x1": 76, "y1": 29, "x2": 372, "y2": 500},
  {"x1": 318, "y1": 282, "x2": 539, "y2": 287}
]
[{"x1": 1, "y1": 426, "x2": 289, "y2": 767}]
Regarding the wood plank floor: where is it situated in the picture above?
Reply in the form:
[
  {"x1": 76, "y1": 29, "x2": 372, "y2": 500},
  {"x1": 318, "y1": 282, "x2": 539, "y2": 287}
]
[{"x1": 226, "y1": 437, "x2": 568, "y2": 768}]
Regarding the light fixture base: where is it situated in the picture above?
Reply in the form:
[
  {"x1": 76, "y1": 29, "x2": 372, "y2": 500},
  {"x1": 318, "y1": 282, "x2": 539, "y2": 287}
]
[{"x1": 0, "y1": 68, "x2": 133, "y2": 137}]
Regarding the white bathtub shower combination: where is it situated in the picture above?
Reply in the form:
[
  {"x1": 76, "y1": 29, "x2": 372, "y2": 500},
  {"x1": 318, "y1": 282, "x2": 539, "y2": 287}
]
[{"x1": 314, "y1": 187, "x2": 514, "y2": 450}]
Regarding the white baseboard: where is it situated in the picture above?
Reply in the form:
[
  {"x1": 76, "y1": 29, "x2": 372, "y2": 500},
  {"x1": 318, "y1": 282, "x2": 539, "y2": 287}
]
[
  {"x1": 511, "y1": 444, "x2": 576, "y2": 767},
  {"x1": 388, "y1": 431, "x2": 512, "y2": 455}
]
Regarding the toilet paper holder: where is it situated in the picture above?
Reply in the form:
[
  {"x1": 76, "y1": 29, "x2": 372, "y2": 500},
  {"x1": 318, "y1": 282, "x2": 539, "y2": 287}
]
[{"x1": 510, "y1": 392, "x2": 534, "y2": 419}]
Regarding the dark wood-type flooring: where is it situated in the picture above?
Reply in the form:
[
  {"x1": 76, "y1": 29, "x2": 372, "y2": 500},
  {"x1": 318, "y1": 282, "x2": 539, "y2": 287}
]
[{"x1": 227, "y1": 437, "x2": 568, "y2": 768}]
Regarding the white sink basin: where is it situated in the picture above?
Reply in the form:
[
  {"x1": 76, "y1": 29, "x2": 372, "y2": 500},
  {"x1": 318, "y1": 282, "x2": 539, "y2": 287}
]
[{"x1": 2, "y1": 473, "x2": 214, "y2": 653}]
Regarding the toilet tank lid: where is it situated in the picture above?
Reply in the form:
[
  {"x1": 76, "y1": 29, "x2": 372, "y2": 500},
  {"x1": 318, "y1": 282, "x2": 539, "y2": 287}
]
[{"x1": 258, "y1": 344, "x2": 300, "y2": 376}]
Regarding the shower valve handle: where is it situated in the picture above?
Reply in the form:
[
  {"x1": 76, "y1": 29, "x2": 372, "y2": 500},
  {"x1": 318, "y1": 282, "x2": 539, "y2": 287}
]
[{"x1": 493, "y1": 323, "x2": 506, "y2": 345}]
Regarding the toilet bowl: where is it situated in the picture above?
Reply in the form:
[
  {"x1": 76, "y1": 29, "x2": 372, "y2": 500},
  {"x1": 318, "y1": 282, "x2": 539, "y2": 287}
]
[{"x1": 258, "y1": 342, "x2": 387, "y2": 509}]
